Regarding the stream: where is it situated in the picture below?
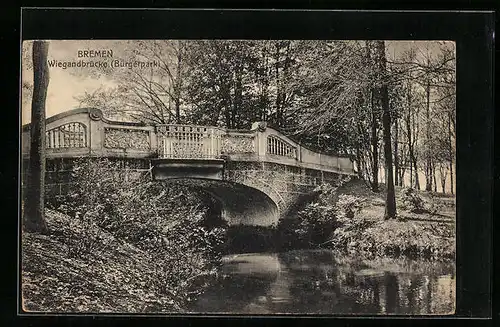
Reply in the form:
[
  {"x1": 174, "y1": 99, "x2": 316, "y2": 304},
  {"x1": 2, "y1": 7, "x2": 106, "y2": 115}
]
[{"x1": 187, "y1": 249, "x2": 455, "y2": 315}]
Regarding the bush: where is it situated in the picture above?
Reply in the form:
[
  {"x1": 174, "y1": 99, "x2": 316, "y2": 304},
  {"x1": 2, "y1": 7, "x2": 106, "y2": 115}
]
[
  {"x1": 296, "y1": 202, "x2": 338, "y2": 246},
  {"x1": 401, "y1": 187, "x2": 426, "y2": 213},
  {"x1": 336, "y1": 194, "x2": 363, "y2": 219},
  {"x1": 277, "y1": 183, "x2": 342, "y2": 249},
  {"x1": 49, "y1": 157, "x2": 227, "y2": 306}
]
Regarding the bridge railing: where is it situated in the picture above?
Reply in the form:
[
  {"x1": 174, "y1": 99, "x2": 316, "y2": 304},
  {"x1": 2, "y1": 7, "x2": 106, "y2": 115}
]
[
  {"x1": 156, "y1": 124, "x2": 223, "y2": 159},
  {"x1": 22, "y1": 109, "x2": 354, "y2": 174}
]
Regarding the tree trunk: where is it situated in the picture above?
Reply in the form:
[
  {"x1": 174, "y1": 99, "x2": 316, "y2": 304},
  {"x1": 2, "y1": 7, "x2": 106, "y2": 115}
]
[
  {"x1": 24, "y1": 41, "x2": 50, "y2": 234},
  {"x1": 449, "y1": 160, "x2": 454, "y2": 195},
  {"x1": 366, "y1": 41, "x2": 379, "y2": 192},
  {"x1": 174, "y1": 41, "x2": 182, "y2": 123},
  {"x1": 393, "y1": 116, "x2": 400, "y2": 186},
  {"x1": 448, "y1": 112, "x2": 454, "y2": 195},
  {"x1": 356, "y1": 146, "x2": 364, "y2": 179},
  {"x1": 440, "y1": 164, "x2": 447, "y2": 194},
  {"x1": 412, "y1": 153, "x2": 420, "y2": 190},
  {"x1": 377, "y1": 40, "x2": 397, "y2": 219},
  {"x1": 274, "y1": 42, "x2": 283, "y2": 126},
  {"x1": 432, "y1": 160, "x2": 438, "y2": 193},
  {"x1": 371, "y1": 89, "x2": 379, "y2": 192},
  {"x1": 233, "y1": 60, "x2": 243, "y2": 128},
  {"x1": 425, "y1": 71, "x2": 432, "y2": 191},
  {"x1": 410, "y1": 97, "x2": 421, "y2": 190}
]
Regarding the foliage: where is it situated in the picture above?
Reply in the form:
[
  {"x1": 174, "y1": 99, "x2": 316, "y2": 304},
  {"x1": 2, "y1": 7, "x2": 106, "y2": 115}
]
[
  {"x1": 295, "y1": 202, "x2": 339, "y2": 246},
  {"x1": 277, "y1": 183, "x2": 343, "y2": 248},
  {"x1": 44, "y1": 157, "x2": 226, "y2": 309},
  {"x1": 22, "y1": 209, "x2": 183, "y2": 313},
  {"x1": 336, "y1": 194, "x2": 363, "y2": 219},
  {"x1": 400, "y1": 187, "x2": 426, "y2": 213}
]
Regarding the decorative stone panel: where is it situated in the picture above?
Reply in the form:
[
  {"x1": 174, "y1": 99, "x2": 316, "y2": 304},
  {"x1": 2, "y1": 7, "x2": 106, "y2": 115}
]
[
  {"x1": 221, "y1": 134, "x2": 255, "y2": 154},
  {"x1": 104, "y1": 128, "x2": 150, "y2": 150}
]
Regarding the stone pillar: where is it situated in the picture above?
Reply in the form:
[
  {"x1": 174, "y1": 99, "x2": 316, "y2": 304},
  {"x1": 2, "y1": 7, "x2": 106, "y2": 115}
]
[
  {"x1": 252, "y1": 122, "x2": 268, "y2": 158},
  {"x1": 89, "y1": 109, "x2": 104, "y2": 155},
  {"x1": 149, "y1": 128, "x2": 158, "y2": 155}
]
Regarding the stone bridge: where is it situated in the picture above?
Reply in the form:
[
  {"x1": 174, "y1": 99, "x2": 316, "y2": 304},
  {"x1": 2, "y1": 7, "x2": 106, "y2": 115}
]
[{"x1": 22, "y1": 108, "x2": 356, "y2": 226}]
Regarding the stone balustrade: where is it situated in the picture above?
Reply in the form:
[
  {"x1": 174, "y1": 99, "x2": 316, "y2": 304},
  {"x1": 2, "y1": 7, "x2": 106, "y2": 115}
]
[{"x1": 21, "y1": 108, "x2": 356, "y2": 176}]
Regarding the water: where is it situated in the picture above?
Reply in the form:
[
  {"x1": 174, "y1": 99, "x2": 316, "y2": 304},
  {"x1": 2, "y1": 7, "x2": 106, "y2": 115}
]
[{"x1": 188, "y1": 250, "x2": 455, "y2": 315}]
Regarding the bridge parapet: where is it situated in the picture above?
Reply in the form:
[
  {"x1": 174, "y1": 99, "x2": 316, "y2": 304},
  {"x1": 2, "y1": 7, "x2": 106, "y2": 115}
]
[{"x1": 22, "y1": 108, "x2": 355, "y2": 175}]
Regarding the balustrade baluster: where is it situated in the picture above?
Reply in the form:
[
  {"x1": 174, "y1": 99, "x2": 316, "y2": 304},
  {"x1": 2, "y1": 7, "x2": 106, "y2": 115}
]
[
  {"x1": 182, "y1": 131, "x2": 186, "y2": 158},
  {"x1": 210, "y1": 132, "x2": 213, "y2": 158},
  {"x1": 169, "y1": 135, "x2": 173, "y2": 158},
  {"x1": 65, "y1": 125, "x2": 69, "y2": 147},
  {"x1": 77, "y1": 124, "x2": 82, "y2": 147},
  {"x1": 164, "y1": 136, "x2": 168, "y2": 158},
  {"x1": 185, "y1": 130, "x2": 189, "y2": 158},
  {"x1": 211, "y1": 130, "x2": 215, "y2": 158},
  {"x1": 190, "y1": 129, "x2": 194, "y2": 158},
  {"x1": 67, "y1": 124, "x2": 71, "y2": 147},
  {"x1": 71, "y1": 123, "x2": 75, "y2": 147},
  {"x1": 84, "y1": 125, "x2": 87, "y2": 147},
  {"x1": 186, "y1": 131, "x2": 189, "y2": 158}
]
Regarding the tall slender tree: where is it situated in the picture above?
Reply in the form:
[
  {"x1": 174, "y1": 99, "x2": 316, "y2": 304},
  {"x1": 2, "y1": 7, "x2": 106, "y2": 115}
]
[
  {"x1": 376, "y1": 40, "x2": 397, "y2": 219},
  {"x1": 24, "y1": 41, "x2": 50, "y2": 233}
]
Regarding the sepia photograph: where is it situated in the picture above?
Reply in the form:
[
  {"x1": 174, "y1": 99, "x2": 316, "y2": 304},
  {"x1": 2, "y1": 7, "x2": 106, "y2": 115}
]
[{"x1": 20, "y1": 39, "x2": 456, "y2": 315}]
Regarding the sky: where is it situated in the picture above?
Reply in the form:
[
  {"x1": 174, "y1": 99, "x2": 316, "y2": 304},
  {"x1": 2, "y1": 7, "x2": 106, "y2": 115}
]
[{"x1": 21, "y1": 40, "x2": 453, "y2": 125}]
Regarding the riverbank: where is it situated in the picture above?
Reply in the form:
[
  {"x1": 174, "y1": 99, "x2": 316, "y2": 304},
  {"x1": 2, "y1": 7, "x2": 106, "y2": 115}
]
[
  {"x1": 22, "y1": 209, "x2": 177, "y2": 312},
  {"x1": 22, "y1": 209, "x2": 224, "y2": 313},
  {"x1": 328, "y1": 180, "x2": 455, "y2": 260},
  {"x1": 266, "y1": 179, "x2": 456, "y2": 260},
  {"x1": 22, "y1": 158, "x2": 227, "y2": 313}
]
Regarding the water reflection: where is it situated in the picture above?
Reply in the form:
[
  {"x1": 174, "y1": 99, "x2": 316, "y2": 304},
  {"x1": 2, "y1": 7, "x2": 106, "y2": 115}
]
[{"x1": 188, "y1": 250, "x2": 455, "y2": 315}]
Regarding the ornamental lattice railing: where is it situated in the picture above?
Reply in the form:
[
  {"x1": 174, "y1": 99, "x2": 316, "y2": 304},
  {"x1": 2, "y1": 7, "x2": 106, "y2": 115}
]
[{"x1": 157, "y1": 124, "x2": 223, "y2": 159}]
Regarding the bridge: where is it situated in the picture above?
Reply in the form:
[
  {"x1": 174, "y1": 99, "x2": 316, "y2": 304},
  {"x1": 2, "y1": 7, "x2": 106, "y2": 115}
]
[{"x1": 22, "y1": 108, "x2": 356, "y2": 226}]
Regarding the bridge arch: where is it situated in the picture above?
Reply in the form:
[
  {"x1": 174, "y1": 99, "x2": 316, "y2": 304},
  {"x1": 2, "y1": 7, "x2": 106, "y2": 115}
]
[{"x1": 160, "y1": 178, "x2": 280, "y2": 226}]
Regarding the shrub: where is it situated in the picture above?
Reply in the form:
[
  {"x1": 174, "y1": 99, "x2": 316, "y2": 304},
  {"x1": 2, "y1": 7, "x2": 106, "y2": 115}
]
[
  {"x1": 336, "y1": 194, "x2": 363, "y2": 219},
  {"x1": 295, "y1": 202, "x2": 338, "y2": 246},
  {"x1": 330, "y1": 216, "x2": 375, "y2": 251},
  {"x1": 49, "y1": 157, "x2": 227, "y2": 305},
  {"x1": 401, "y1": 187, "x2": 426, "y2": 213}
]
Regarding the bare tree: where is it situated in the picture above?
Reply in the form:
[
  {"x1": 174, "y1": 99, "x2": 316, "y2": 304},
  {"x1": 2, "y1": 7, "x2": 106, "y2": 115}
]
[
  {"x1": 376, "y1": 41, "x2": 397, "y2": 219},
  {"x1": 24, "y1": 41, "x2": 50, "y2": 233}
]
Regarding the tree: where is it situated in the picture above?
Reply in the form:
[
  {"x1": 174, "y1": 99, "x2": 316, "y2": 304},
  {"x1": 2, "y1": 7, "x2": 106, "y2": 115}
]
[
  {"x1": 24, "y1": 41, "x2": 50, "y2": 233},
  {"x1": 74, "y1": 40, "x2": 189, "y2": 124},
  {"x1": 375, "y1": 41, "x2": 397, "y2": 219}
]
